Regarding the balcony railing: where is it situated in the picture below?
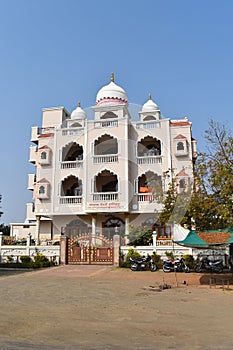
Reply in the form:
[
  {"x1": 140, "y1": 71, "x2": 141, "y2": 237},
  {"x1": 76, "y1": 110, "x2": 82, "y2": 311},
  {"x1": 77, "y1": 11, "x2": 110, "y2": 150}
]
[
  {"x1": 156, "y1": 239, "x2": 173, "y2": 246},
  {"x1": 136, "y1": 121, "x2": 161, "y2": 129},
  {"x1": 137, "y1": 193, "x2": 156, "y2": 202},
  {"x1": 94, "y1": 120, "x2": 118, "y2": 128},
  {"x1": 93, "y1": 192, "x2": 118, "y2": 201},
  {"x1": 59, "y1": 196, "x2": 82, "y2": 204},
  {"x1": 93, "y1": 155, "x2": 118, "y2": 164},
  {"x1": 61, "y1": 160, "x2": 83, "y2": 169},
  {"x1": 137, "y1": 156, "x2": 162, "y2": 165},
  {"x1": 62, "y1": 128, "x2": 84, "y2": 136}
]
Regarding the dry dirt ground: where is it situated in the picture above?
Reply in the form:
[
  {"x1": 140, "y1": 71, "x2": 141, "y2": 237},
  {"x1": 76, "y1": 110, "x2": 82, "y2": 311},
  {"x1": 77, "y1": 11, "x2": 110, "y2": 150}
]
[{"x1": 0, "y1": 265, "x2": 233, "y2": 350}]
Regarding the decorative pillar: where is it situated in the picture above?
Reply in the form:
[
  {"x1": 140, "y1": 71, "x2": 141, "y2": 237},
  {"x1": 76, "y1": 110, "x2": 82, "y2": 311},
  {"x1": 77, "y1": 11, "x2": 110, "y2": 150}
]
[
  {"x1": 91, "y1": 214, "x2": 96, "y2": 236},
  {"x1": 91, "y1": 214, "x2": 97, "y2": 245},
  {"x1": 60, "y1": 236, "x2": 68, "y2": 264},
  {"x1": 152, "y1": 231, "x2": 157, "y2": 250},
  {"x1": 124, "y1": 215, "x2": 129, "y2": 245},
  {"x1": 113, "y1": 234, "x2": 120, "y2": 267},
  {"x1": 36, "y1": 215, "x2": 41, "y2": 245},
  {"x1": 26, "y1": 233, "x2": 31, "y2": 256}
]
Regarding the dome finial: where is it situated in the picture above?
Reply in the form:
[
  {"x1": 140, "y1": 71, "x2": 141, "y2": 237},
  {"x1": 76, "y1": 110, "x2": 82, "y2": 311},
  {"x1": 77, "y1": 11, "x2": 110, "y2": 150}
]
[
  {"x1": 78, "y1": 101, "x2": 81, "y2": 107},
  {"x1": 111, "y1": 72, "x2": 114, "y2": 82},
  {"x1": 148, "y1": 93, "x2": 152, "y2": 100}
]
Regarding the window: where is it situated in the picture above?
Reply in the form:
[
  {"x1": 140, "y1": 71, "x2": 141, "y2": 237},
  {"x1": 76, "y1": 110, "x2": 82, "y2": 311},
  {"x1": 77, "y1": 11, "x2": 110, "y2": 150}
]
[
  {"x1": 179, "y1": 179, "x2": 186, "y2": 189},
  {"x1": 177, "y1": 142, "x2": 184, "y2": 151},
  {"x1": 39, "y1": 185, "x2": 45, "y2": 194},
  {"x1": 41, "y1": 151, "x2": 47, "y2": 160},
  {"x1": 153, "y1": 225, "x2": 171, "y2": 239}
]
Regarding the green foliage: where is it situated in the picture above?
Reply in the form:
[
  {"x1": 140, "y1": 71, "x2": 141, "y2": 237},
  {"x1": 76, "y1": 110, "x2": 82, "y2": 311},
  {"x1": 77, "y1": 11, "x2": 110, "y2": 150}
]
[
  {"x1": 20, "y1": 255, "x2": 31, "y2": 264},
  {"x1": 0, "y1": 224, "x2": 10, "y2": 235},
  {"x1": 165, "y1": 251, "x2": 175, "y2": 260},
  {"x1": 158, "y1": 120, "x2": 233, "y2": 231},
  {"x1": 151, "y1": 252, "x2": 163, "y2": 269},
  {"x1": 182, "y1": 254, "x2": 195, "y2": 269},
  {"x1": 128, "y1": 225, "x2": 153, "y2": 246},
  {"x1": 121, "y1": 248, "x2": 142, "y2": 268},
  {"x1": 0, "y1": 194, "x2": 3, "y2": 218},
  {"x1": 6, "y1": 255, "x2": 14, "y2": 263},
  {"x1": 33, "y1": 253, "x2": 51, "y2": 268}
]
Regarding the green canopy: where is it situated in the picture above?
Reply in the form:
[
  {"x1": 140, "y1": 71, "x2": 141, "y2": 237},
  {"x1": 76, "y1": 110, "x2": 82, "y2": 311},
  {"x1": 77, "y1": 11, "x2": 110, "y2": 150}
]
[{"x1": 173, "y1": 227, "x2": 233, "y2": 249}]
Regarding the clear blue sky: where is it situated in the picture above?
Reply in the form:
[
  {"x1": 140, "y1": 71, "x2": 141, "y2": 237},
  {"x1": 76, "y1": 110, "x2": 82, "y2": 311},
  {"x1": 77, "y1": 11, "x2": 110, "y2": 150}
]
[{"x1": 1, "y1": 0, "x2": 233, "y2": 225}]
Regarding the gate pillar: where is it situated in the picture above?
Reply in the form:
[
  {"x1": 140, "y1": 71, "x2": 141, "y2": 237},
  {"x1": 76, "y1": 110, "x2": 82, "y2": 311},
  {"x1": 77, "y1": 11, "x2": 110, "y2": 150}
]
[
  {"x1": 60, "y1": 236, "x2": 68, "y2": 264},
  {"x1": 113, "y1": 234, "x2": 120, "y2": 267}
]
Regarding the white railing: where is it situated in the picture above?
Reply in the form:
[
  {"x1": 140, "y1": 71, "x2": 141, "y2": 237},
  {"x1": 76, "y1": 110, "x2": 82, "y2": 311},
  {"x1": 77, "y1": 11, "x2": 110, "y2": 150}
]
[
  {"x1": 62, "y1": 128, "x2": 84, "y2": 136},
  {"x1": 137, "y1": 193, "x2": 156, "y2": 202},
  {"x1": 136, "y1": 121, "x2": 161, "y2": 129},
  {"x1": 94, "y1": 120, "x2": 118, "y2": 128},
  {"x1": 137, "y1": 156, "x2": 162, "y2": 165},
  {"x1": 61, "y1": 160, "x2": 83, "y2": 169},
  {"x1": 93, "y1": 192, "x2": 118, "y2": 201},
  {"x1": 93, "y1": 155, "x2": 118, "y2": 164},
  {"x1": 59, "y1": 196, "x2": 82, "y2": 204}
]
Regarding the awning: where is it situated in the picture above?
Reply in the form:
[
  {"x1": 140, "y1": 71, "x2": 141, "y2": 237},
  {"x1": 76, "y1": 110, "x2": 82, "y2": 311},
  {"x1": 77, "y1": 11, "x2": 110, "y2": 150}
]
[{"x1": 173, "y1": 227, "x2": 233, "y2": 249}]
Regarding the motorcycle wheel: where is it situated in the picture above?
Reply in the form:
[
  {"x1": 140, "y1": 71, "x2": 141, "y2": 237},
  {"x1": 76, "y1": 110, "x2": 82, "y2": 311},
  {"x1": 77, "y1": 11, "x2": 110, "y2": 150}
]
[
  {"x1": 195, "y1": 264, "x2": 202, "y2": 273},
  {"x1": 150, "y1": 263, "x2": 157, "y2": 272},
  {"x1": 183, "y1": 266, "x2": 190, "y2": 273},
  {"x1": 130, "y1": 263, "x2": 138, "y2": 271},
  {"x1": 162, "y1": 265, "x2": 170, "y2": 273},
  {"x1": 214, "y1": 266, "x2": 223, "y2": 273}
]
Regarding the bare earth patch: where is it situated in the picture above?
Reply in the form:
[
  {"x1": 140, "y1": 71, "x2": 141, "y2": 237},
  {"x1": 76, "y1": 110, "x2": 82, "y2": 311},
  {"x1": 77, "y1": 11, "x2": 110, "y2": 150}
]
[{"x1": 0, "y1": 265, "x2": 233, "y2": 349}]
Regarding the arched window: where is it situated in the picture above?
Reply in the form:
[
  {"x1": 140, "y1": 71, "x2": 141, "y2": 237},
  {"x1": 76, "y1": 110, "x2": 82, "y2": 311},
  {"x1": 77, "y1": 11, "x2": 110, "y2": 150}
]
[
  {"x1": 41, "y1": 151, "x2": 47, "y2": 160},
  {"x1": 39, "y1": 185, "x2": 45, "y2": 194},
  {"x1": 177, "y1": 142, "x2": 184, "y2": 151},
  {"x1": 179, "y1": 179, "x2": 186, "y2": 189}
]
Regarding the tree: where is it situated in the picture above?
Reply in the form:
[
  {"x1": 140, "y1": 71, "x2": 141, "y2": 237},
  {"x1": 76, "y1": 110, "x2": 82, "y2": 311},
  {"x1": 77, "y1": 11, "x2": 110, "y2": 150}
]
[
  {"x1": 0, "y1": 194, "x2": 3, "y2": 218},
  {"x1": 128, "y1": 225, "x2": 153, "y2": 246},
  {"x1": 0, "y1": 224, "x2": 10, "y2": 235},
  {"x1": 158, "y1": 120, "x2": 233, "y2": 231}
]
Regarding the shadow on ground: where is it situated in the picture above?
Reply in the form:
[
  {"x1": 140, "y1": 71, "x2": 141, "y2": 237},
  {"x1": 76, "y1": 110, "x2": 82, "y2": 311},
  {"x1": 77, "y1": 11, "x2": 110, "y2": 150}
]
[{"x1": 199, "y1": 272, "x2": 233, "y2": 288}]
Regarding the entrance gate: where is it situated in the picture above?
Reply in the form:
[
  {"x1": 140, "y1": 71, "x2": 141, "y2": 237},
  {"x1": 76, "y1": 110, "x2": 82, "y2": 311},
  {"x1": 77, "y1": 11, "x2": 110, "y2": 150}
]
[{"x1": 67, "y1": 233, "x2": 114, "y2": 265}]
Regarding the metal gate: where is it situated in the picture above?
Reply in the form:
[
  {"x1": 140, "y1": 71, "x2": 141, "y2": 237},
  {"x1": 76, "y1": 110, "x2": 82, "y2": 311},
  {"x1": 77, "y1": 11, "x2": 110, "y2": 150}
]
[{"x1": 67, "y1": 233, "x2": 114, "y2": 265}]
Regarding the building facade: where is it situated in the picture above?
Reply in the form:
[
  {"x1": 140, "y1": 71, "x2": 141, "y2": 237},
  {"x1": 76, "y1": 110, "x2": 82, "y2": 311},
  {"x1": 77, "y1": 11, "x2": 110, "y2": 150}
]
[{"x1": 11, "y1": 75, "x2": 197, "y2": 246}]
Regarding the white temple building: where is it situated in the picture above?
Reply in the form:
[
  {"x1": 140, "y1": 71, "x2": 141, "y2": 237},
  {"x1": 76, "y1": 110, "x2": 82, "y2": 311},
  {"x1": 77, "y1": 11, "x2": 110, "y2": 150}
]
[{"x1": 10, "y1": 74, "x2": 197, "y2": 246}]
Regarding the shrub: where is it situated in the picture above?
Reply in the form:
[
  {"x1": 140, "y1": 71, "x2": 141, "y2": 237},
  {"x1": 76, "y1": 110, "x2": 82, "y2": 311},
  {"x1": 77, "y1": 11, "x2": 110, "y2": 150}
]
[
  {"x1": 183, "y1": 254, "x2": 195, "y2": 269},
  {"x1": 165, "y1": 251, "x2": 175, "y2": 260},
  {"x1": 121, "y1": 248, "x2": 142, "y2": 268},
  {"x1": 32, "y1": 253, "x2": 50, "y2": 268},
  {"x1": 6, "y1": 255, "x2": 14, "y2": 263},
  {"x1": 20, "y1": 255, "x2": 31, "y2": 264},
  {"x1": 151, "y1": 252, "x2": 163, "y2": 269}
]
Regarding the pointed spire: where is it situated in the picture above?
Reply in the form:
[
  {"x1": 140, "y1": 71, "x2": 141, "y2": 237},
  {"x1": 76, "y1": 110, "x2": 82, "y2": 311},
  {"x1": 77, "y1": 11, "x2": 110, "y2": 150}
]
[
  {"x1": 148, "y1": 93, "x2": 152, "y2": 100},
  {"x1": 78, "y1": 101, "x2": 81, "y2": 107},
  {"x1": 111, "y1": 72, "x2": 114, "y2": 82}
]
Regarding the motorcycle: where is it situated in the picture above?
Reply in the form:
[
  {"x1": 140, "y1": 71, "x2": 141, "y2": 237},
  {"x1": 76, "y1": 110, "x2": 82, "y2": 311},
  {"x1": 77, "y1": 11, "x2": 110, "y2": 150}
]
[
  {"x1": 129, "y1": 254, "x2": 157, "y2": 272},
  {"x1": 162, "y1": 257, "x2": 190, "y2": 273},
  {"x1": 195, "y1": 256, "x2": 223, "y2": 273}
]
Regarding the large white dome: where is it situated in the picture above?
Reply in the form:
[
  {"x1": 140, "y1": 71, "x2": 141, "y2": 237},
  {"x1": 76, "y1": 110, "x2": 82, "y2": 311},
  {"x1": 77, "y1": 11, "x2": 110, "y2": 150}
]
[
  {"x1": 96, "y1": 74, "x2": 128, "y2": 106},
  {"x1": 142, "y1": 94, "x2": 159, "y2": 112}
]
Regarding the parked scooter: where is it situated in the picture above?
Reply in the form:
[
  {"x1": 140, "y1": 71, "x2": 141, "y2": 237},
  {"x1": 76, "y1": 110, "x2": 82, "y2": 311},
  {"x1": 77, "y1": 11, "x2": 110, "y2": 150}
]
[
  {"x1": 162, "y1": 257, "x2": 190, "y2": 273},
  {"x1": 195, "y1": 256, "x2": 223, "y2": 273},
  {"x1": 130, "y1": 254, "x2": 157, "y2": 272}
]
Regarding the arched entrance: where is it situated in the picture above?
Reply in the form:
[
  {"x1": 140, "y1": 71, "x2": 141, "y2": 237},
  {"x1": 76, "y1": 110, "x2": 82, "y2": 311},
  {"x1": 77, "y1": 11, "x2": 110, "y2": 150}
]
[
  {"x1": 64, "y1": 219, "x2": 114, "y2": 265},
  {"x1": 102, "y1": 217, "x2": 125, "y2": 240}
]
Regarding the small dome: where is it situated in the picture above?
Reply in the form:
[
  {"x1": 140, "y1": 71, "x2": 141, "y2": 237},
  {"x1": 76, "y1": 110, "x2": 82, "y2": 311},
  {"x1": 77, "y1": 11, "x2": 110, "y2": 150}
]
[
  {"x1": 70, "y1": 102, "x2": 86, "y2": 119},
  {"x1": 96, "y1": 73, "x2": 128, "y2": 106},
  {"x1": 142, "y1": 94, "x2": 159, "y2": 112}
]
